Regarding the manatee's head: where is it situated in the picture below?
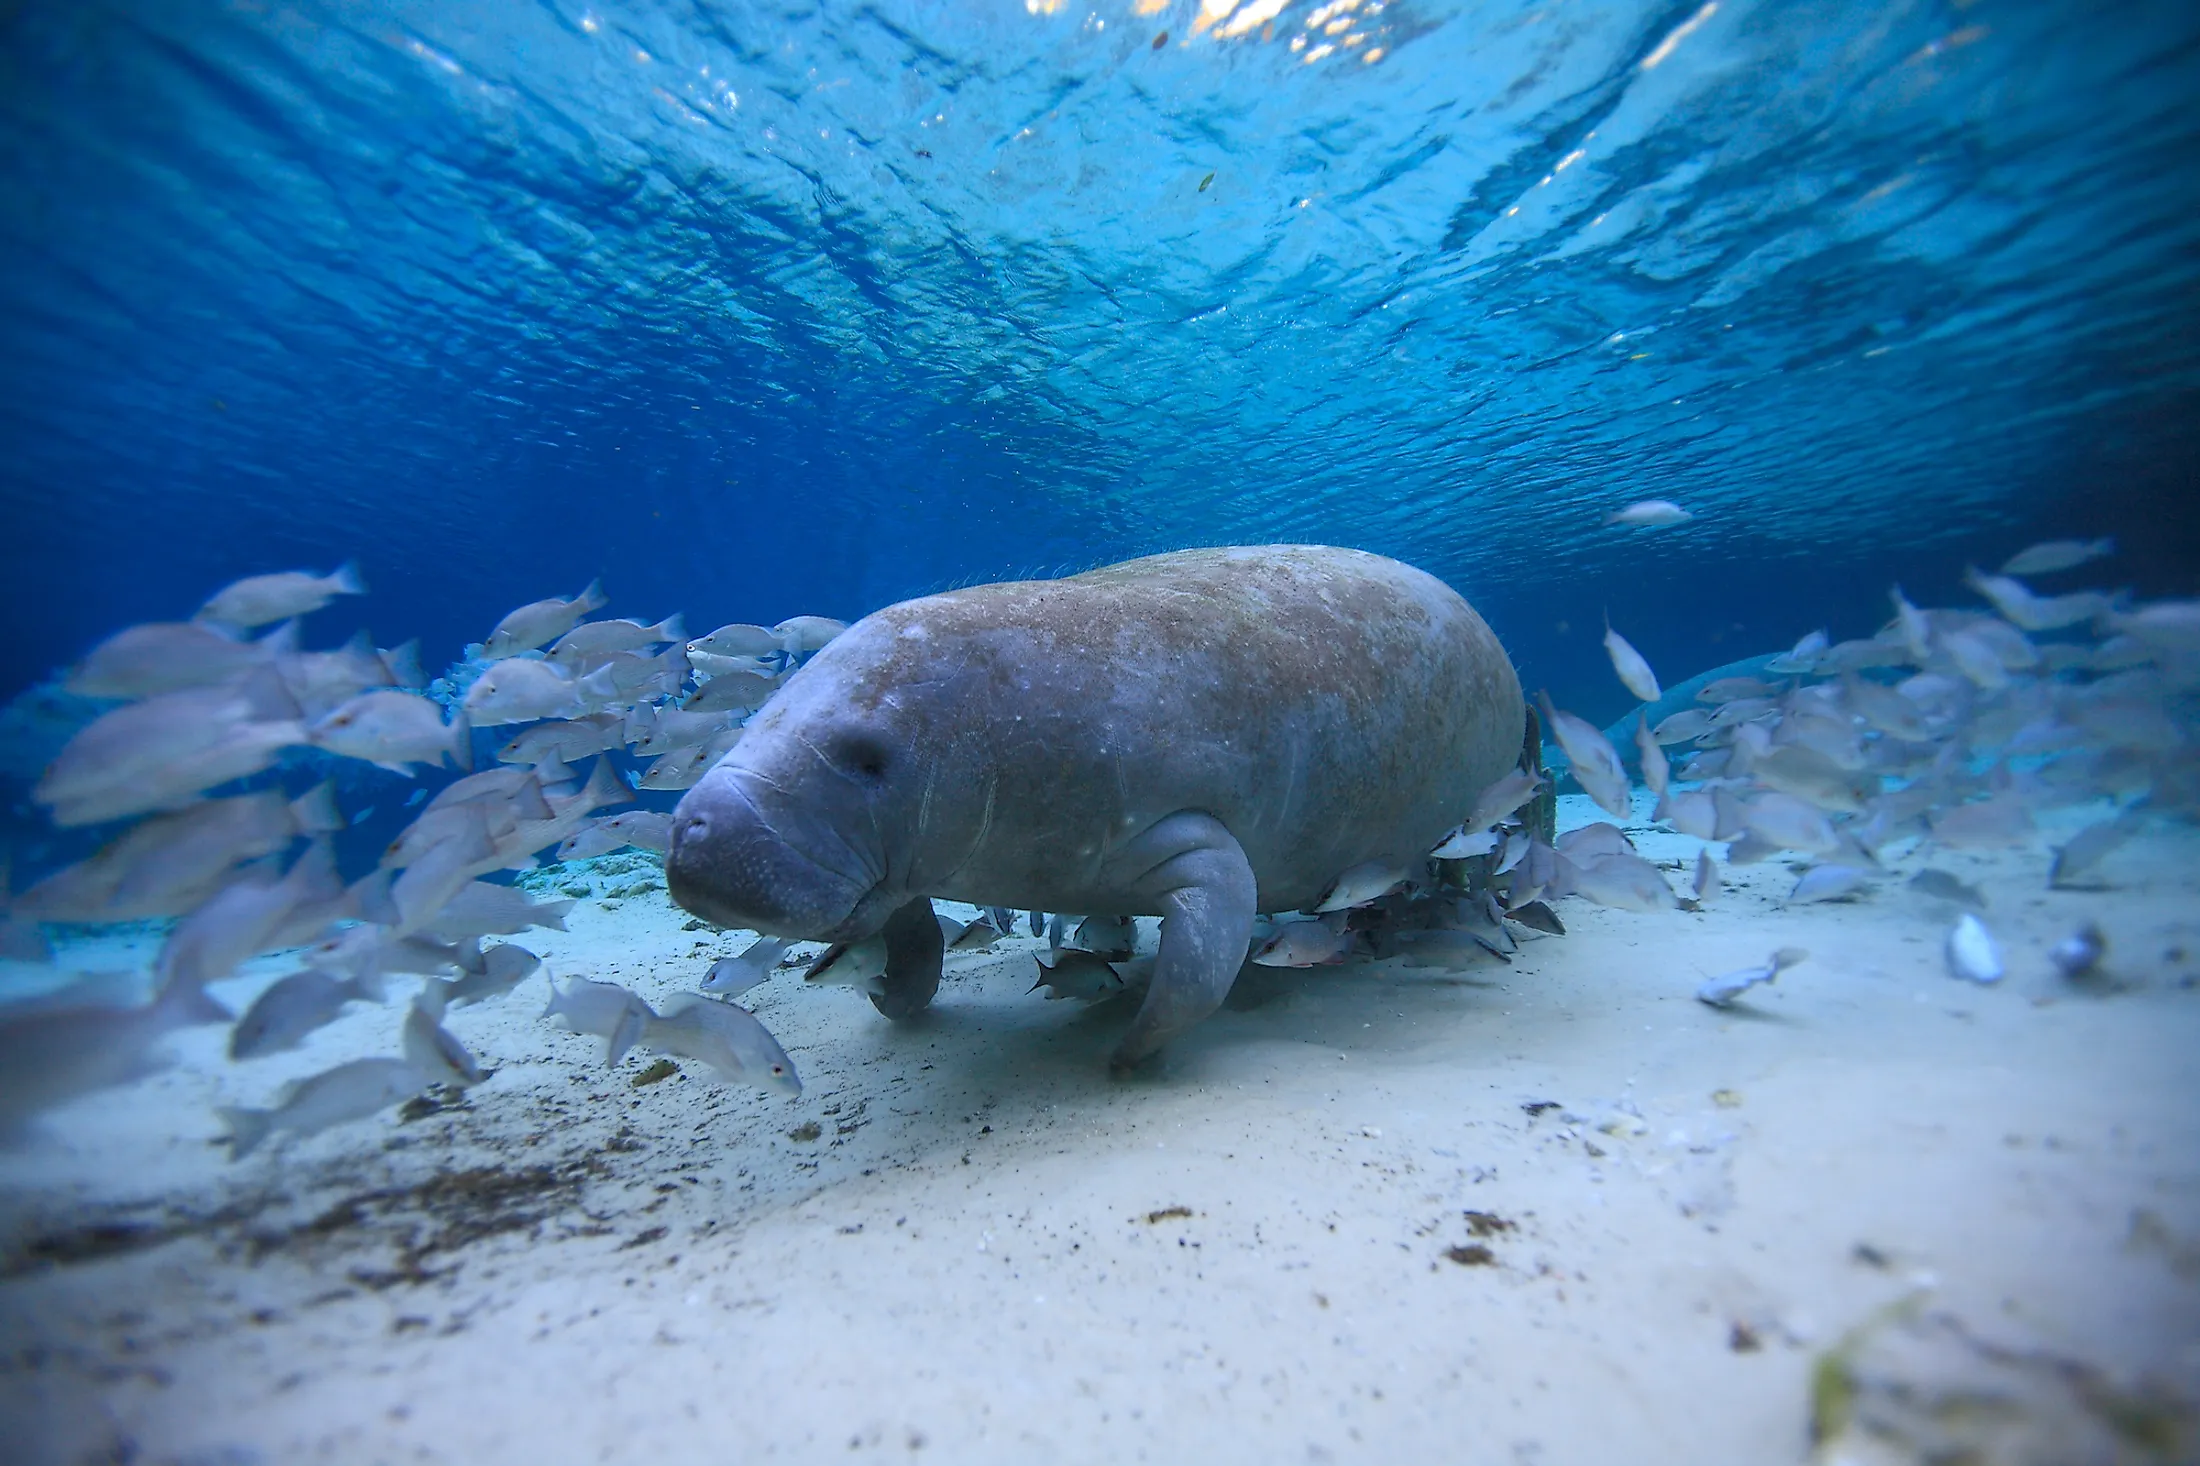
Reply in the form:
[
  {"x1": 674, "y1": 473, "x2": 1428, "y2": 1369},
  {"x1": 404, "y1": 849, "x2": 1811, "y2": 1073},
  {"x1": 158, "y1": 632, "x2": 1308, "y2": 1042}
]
[{"x1": 667, "y1": 611, "x2": 969, "y2": 942}]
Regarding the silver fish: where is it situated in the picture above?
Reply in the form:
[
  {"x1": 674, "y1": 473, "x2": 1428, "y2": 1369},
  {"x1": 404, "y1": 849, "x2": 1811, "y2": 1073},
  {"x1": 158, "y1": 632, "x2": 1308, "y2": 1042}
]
[
  {"x1": 1562, "y1": 849, "x2": 1676, "y2": 913},
  {"x1": 576, "y1": 644, "x2": 690, "y2": 701},
  {"x1": 624, "y1": 704, "x2": 735, "y2": 756},
  {"x1": 1763, "y1": 629, "x2": 1828, "y2": 675},
  {"x1": 773, "y1": 616, "x2": 847, "y2": 654},
  {"x1": 278, "y1": 632, "x2": 417, "y2": 719},
  {"x1": 688, "y1": 650, "x2": 781, "y2": 678},
  {"x1": 1788, "y1": 863, "x2": 1873, "y2": 904},
  {"x1": 636, "y1": 735, "x2": 737, "y2": 792},
  {"x1": 35, "y1": 666, "x2": 299, "y2": 810},
  {"x1": 1505, "y1": 899, "x2": 1566, "y2": 936},
  {"x1": 1540, "y1": 693, "x2": 1632, "y2": 819},
  {"x1": 386, "y1": 790, "x2": 536, "y2": 870},
  {"x1": 443, "y1": 942, "x2": 542, "y2": 1006},
  {"x1": 67, "y1": 620, "x2": 294, "y2": 700},
  {"x1": 542, "y1": 975, "x2": 654, "y2": 1064},
  {"x1": 2049, "y1": 808, "x2": 2143, "y2": 888},
  {"x1": 497, "y1": 713, "x2": 626, "y2": 766},
  {"x1": 1750, "y1": 744, "x2": 1869, "y2": 814},
  {"x1": 1634, "y1": 718, "x2": 1670, "y2": 799},
  {"x1": 390, "y1": 813, "x2": 498, "y2": 935},
  {"x1": 1556, "y1": 822, "x2": 1634, "y2": 862},
  {"x1": 196, "y1": 563, "x2": 364, "y2": 630},
  {"x1": 1250, "y1": 920, "x2": 1356, "y2": 968},
  {"x1": 644, "y1": 993, "x2": 801, "y2": 1096},
  {"x1": 310, "y1": 690, "x2": 470, "y2": 773},
  {"x1": 1696, "y1": 947, "x2": 1807, "y2": 1007},
  {"x1": 700, "y1": 938, "x2": 788, "y2": 997},
  {"x1": 1431, "y1": 828, "x2": 1500, "y2": 859},
  {"x1": 1696, "y1": 676, "x2": 1778, "y2": 705},
  {"x1": 0, "y1": 977, "x2": 230, "y2": 1136},
  {"x1": 13, "y1": 784, "x2": 341, "y2": 923},
  {"x1": 1649, "y1": 707, "x2": 1716, "y2": 744},
  {"x1": 219, "y1": 1057, "x2": 425, "y2": 1159},
  {"x1": 1605, "y1": 500, "x2": 1691, "y2": 528},
  {"x1": 805, "y1": 937, "x2": 889, "y2": 995},
  {"x1": 1889, "y1": 585, "x2": 1934, "y2": 664},
  {"x1": 402, "y1": 982, "x2": 484, "y2": 1087},
  {"x1": 228, "y1": 969, "x2": 380, "y2": 1060},
  {"x1": 681, "y1": 667, "x2": 779, "y2": 715},
  {"x1": 1945, "y1": 913, "x2": 2003, "y2": 984},
  {"x1": 1928, "y1": 794, "x2": 2034, "y2": 848},
  {"x1": 1692, "y1": 849, "x2": 1720, "y2": 905},
  {"x1": 1907, "y1": 868, "x2": 1985, "y2": 909},
  {"x1": 47, "y1": 719, "x2": 309, "y2": 829},
  {"x1": 557, "y1": 810, "x2": 675, "y2": 861},
  {"x1": 1999, "y1": 538, "x2": 2113, "y2": 578},
  {"x1": 547, "y1": 614, "x2": 686, "y2": 665},
  {"x1": 688, "y1": 623, "x2": 781, "y2": 658},
  {"x1": 482, "y1": 579, "x2": 608, "y2": 657},
  {"x1": 462, "y1": 658, "x2": 583, "y2": 727},
  {"x1": 948, "y1": 915, "x2": 1005, "y2": 952},
  {"x1": 489, "y1": 759, "x2": 633, "y2": 869},
  {"x1": 1312, "y1": 860, "x2": 1407, "y2": 914},
  {"x1": 1030, "y1": 949, "x2": 1134, "y2": 996},
  {"x1": 1740, "y1": 792, "x2": 1839, "y2": 855},
  {"x1": 1603, "y1": 622, "x2": 1661, "y2": 702},
  {"x1": 156, "y1": 840, "x2": 343, "y2": 990},
  {"x1": 417, "y1": 882, "x2": 573, "y2": 940},
  {"x1": 1461, "y1": 767, "x2": 1544, "y2": 836},
  {"x1": 1070, "y1": 914, "x2": 1137, "y2": 960}
]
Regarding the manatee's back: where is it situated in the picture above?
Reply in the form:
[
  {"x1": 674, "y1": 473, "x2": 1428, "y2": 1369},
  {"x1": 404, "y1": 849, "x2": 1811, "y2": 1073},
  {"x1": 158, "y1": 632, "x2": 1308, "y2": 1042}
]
[{"x1": 911, "y1": 545, "x2": 1524, "y2": 911}]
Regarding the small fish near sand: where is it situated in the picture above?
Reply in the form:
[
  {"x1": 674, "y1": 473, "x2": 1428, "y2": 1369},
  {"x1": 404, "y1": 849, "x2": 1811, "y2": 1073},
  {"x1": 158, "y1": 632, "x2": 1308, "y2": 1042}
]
[
  {"x1": 1312, "y1": 860, "x2": 1408, "y2": 914},
  {"x1": 1605, "y1": 500, "x2": 1693, "y2": 528},
  {"x1": 804, "y1": 937, "x2": 889, "y2": 995},
  {"x1": 444, "y1": 943, "x2": 543, "y2": 1007},
  {"x1": 1788, "y1": 863, "x2": 1875, "y2": 904},
  {"x1": 643, "y1": 994, "x2": 801, "y2": 1096},
  {"x1": 219, "y1": 1057, "x2": 426, "y2": 1159},
  {"x1": 1907, "y1": 868, "x2": 1985, "y2": 909},
  {"x1": 1029, "y1": 949, "x2": 1132, "y2": 1000},
  {"x1": 1696, "y1": 948, "x2": 1808, "y2": 1008},
  {"x1": 228, "y1": 969, "x2": 381, "y2": 1060},
  {"x1": 1250, "y1": 919, "x2": 1357, "y2": 968},
  {"x1": 1945, "y1": 913, "x2": 2004, "y2": 984},
  {"x1": 542, "y1": 976, "x2": 654, "y2": 1063},
  {"x1": 946, "y1": 915, "x2": 1006, "y2": 952},
  {"x1": 701, "y1": 938, "x2": 789, "y2": 997}
]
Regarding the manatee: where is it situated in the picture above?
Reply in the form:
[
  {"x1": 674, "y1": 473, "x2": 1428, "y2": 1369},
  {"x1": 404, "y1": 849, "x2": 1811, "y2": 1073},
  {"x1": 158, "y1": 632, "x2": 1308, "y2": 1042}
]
[{"x1": 665, "y1": 545, "x2": 1525, "y2": 1067}]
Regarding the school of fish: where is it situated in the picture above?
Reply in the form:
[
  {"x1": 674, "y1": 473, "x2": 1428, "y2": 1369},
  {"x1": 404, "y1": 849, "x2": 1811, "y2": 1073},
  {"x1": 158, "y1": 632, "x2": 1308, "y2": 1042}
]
[{"x1": 0, "y1": 533, "x2": 2193, "y2": 1154}]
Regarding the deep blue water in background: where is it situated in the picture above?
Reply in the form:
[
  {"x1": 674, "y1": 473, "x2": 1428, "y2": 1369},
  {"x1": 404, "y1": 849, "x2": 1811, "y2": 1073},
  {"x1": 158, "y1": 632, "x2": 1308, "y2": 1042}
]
[{"x1": 2, "y1": 0, "x2": 2197, "y2": 739}]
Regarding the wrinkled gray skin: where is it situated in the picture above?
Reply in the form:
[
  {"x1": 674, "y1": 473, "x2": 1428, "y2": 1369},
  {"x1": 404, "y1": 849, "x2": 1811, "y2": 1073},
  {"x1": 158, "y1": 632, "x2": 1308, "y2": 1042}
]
[{"x1": 667, "y1": 546, "x2": 1524, "y2": 1068}]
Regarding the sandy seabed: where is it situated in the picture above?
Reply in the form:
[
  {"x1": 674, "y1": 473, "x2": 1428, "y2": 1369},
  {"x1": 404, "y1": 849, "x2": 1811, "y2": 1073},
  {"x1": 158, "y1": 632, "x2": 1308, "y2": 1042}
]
[{"x1": 1, "y1": 795, "x2": 2196, "y2": 1466}]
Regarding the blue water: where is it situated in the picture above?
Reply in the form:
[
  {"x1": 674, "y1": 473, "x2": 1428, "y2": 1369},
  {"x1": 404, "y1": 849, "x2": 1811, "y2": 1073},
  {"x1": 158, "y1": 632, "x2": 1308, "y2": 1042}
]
[{"x1": 2, "y1": 0, "x2": 2197, "y2": 736}]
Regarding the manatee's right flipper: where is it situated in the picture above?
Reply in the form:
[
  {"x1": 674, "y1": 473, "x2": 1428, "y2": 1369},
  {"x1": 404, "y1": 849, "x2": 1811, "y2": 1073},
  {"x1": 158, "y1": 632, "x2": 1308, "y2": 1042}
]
[
  {"x1": 1111, "y1": 812, "x2": 1258, "y2": 1071},
  {"x1": 870, "y1": 895, "x2": 944, "y2": 1022}
]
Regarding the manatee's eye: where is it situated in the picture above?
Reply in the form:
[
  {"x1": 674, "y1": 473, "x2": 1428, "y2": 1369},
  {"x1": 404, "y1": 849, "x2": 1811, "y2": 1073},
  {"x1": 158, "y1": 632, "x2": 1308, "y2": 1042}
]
[{"x1": 834, "y1": 734, "x2": 890, "y2": 782}]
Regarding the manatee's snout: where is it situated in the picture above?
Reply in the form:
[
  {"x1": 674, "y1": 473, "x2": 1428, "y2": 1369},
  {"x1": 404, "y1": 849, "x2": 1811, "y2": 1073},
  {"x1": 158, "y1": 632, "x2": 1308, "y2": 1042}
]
[{"x1": 666, "y1": 767, "x2": 875, "y2": 939}]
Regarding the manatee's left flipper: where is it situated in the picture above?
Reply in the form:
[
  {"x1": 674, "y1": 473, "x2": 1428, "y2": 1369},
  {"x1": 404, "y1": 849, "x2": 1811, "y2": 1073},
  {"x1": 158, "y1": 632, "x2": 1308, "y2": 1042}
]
[
  {"x1": 1110, "y1": 812, "x2": 1258, "y2": 1070},
  {"x1": 870, "y1": 895, "x2": 944, "y2": 1022}
]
